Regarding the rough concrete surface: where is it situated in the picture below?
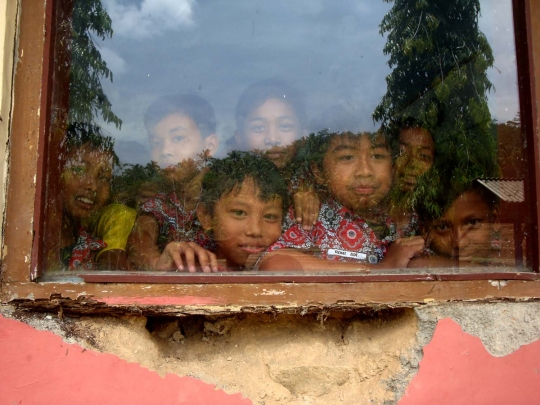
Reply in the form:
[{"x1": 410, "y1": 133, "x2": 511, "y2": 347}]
[
  {"x1": 2, "y1": 301, "x2": 540, "y2": 404},
  {"x1": 414, "y1": 302, "x2": 540, "y2": 356}
]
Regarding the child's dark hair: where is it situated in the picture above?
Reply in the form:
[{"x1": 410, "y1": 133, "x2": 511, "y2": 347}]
[
  {"x1": 63, "y1": 122, "x2": 119, "y2": 165},
  {"x1": 200, "y1": 151, "x2": 289, "y2": 215},
  {"x1": 235, "y1": 78, "x2": 307, "y2": 133},
  {"x1": 144, "y1": 94, "x2": 217, "y2": 138}
]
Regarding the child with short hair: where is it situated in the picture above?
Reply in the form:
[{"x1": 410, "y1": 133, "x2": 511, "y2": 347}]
[
  {"x1": 387, "y1": 120, "x2": 435, "y2": 237},
  {"x1": 259, "y1": 130, "x2": 425, "y2": 271},
  {"x1": 60, "y1": 123, "x2": 136, "y2": 270},
  {"x1": 409, "y1": 181, "x2": 500, "y2": 268},
  {"x1": 233, "y1": 78, "x2": 319, "y2": 230},
  {"x1": 234, "y1": 78, "x2": 307, "y2": 169},
  {"x1": 136, "y1": 151, "x2": 288, "y2": 271},
  {"x1": 145, "y1": 93, "x2": 219, "y2": 168},
  {"x1": 128, "y1": 94, "x2": 219, "y2": 269}
]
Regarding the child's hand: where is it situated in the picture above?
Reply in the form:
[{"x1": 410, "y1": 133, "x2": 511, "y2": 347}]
[
  {"x1": 293, "y1": 189, "x2": 320, "y2": 231},
  {"x1": 157, "y1": 241, "x2": 218, "y2": 272},
  {"x1": 378, "y1": 236, "x2": 425, "y2": 269}
]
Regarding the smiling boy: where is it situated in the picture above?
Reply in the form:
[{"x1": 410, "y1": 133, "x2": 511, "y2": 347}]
[
  {"x1": 136, "y1": 151, "x2": 287, "y2": 271},
  {"x1": 259, "y1": 130, "x2": 424, "y2": 271},
  {"x1": 60, "y1": 123, "x2": 135, "y2": 270}
]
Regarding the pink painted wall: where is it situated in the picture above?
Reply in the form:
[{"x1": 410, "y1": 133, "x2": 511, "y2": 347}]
[
  {"x1": 0, "y1": 314, "x2": 251, "y2": 405},
  {"x1": 2, "y1": 313, "x2": 540, "y2": 404},
  {"x1": 399, "y1": 318, "x2": 540, "y2": 405}
]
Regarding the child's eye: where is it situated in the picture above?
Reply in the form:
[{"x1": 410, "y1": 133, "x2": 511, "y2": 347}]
[
  {"x1": 372, "y1": 153, "x2": 389, "y2": 160},
  {"x1": 279, "y1": 122, "x2": 295, "y2": 132},
  {"x1": 230, "y1": 209, "x2": 247, "y2": 217},
  {"x1": 70, "y1": 165, "x2": 86, "y2": 175},
  {"x1": 250, "y1": 124, "x2": 266, "y2": 133},
  {"x1": 434, "y1": 223, "x2": 450, "y2": 232},
  {"x1": 420, "y1": 153, "x2": 433, "y2": 162},
  {"x1": 98, "y1": 173, "x2": 112, "y2": 182},
  {"x1": 337, "y1": 155, "x2": 355, "y2": 162},
  {"x1": 466, "y1": 218, "x2": 483, "y2": 227},
  {"x1": 263, "y1": 213, "x2": 281, "y2": 221},
  {"x1": 173, "y1": 136, "x2": 186, "y2": 143}
]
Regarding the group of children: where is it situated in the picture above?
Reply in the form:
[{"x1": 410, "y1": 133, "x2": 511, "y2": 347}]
[{"x1": 57, "y1": 79, "x2": 501, "y2": 273}]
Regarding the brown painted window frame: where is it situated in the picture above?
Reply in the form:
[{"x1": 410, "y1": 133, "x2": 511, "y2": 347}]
[{"x1": 2, "y1": 0, "x2": 540, "y2": 313}]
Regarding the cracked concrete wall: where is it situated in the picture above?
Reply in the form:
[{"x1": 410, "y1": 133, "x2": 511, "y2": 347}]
[{"x1": 2, "y1": 301, "x2": 540, "y2": 405}]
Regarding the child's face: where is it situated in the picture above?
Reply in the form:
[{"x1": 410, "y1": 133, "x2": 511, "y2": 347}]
[
  {"x1": 199, "y1": 178, "x2": 283, "y2": 268},
  {"x1": 150, "y1": 113, "x2": 214, "y2": 168},
  {"x1": 393, "y1": 127, "x2": 434, "y2": 192},
  {"x1": 318, "y1": 133, "x2": 392, "y2": 214},
  {"x1": 237, "y1": 98, "x2": 302, "y2": 169},
  {"x1": 61, "y1": 144, "x2": 113, "y2": 223},
  {"x1": 427, "y1": 191, "x2": 498, "y2": 261}
]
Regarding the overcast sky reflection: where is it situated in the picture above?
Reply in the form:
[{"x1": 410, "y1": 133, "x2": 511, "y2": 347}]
[{"x1": 96, "y1": 0, "x2": 519, "y2": 165}]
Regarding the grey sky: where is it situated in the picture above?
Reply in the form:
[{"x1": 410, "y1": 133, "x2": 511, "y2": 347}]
[{"x1": 96, "y1": 0, "x2": 520, "y2": 164}]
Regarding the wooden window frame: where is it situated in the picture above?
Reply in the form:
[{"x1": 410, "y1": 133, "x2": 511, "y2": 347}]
[{"x1": 2, "y1": 0, "x2": 540, "y2": 315}]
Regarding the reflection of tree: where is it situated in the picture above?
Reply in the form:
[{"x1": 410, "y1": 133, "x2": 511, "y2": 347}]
[
  {"x1": 69, "y1": 0, "x2": 122, "y2": 128},
  {"x1": 374, "y1": 0, "x2": 498, "y2": 217},
  {"x1": 42, "y1": 0, "x2": 122, "y2": 273}
]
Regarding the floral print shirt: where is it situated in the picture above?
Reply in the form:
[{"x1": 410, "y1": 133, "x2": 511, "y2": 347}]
[
  {"x1": 269, "y1": 198, "x2": 399, "y2": 264},
  {"x1": 140, "y1": 192, "x2": 215, "y2": 251}
]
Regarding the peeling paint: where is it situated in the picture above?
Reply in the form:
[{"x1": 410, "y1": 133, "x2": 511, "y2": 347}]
[
  {"x1": 260, "y1": 289, "x2": 286, "y2": 296},
  {"x1": 101, "y1": 296, "x2": 225, "y2": 306},
  {"x1": 490, "y1": 280, "x2": 508, "y2": 288}
]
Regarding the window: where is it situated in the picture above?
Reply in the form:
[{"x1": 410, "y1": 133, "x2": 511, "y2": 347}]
[{"x1": 1, "y1": 0, "x2": 539, "y2": 311}]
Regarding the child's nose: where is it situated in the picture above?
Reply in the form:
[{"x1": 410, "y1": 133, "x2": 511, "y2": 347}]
[
  {"x1": 83, "y1": 173, "x2": 98, "y2": 191},
  {"x1": 245, "y1": 217, "x2": 263, "y2": 237},
  {"x1": 264, "y1": 126, "x2": 281, "y2": 146},
  {"x1": 159, "y1": 141, "x2": 172, "y2": 157},
  {"x1": 354, "y1": 155, "x2": 374, "y2": 177}
]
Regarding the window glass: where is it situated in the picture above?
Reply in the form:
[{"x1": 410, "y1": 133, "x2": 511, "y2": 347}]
[{"x1": 42, "y1": 0, "x2": 530, "y2": 275}]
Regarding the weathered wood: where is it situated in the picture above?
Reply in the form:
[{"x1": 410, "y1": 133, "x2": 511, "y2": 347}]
[{"x1": 3, "y1": 280, "x2": 539, "y2": 316}]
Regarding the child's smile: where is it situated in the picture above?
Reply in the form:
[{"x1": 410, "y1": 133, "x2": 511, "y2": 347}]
[
  {"x1": 61, "y1": 144, "x2": 113, "y2": 223},
  {"x1": 199, "y1": 178, "x2": 283, "y2": 268}
]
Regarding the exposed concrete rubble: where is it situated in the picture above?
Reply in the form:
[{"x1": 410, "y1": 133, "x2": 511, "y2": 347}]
[{"x1": 2, "y1": 301, "x2": 540, "y2": 404}]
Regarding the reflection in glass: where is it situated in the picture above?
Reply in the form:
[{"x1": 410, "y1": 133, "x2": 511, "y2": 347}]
[{"x1": 42, "y1": 0, "x2": 529, "y2": 275}]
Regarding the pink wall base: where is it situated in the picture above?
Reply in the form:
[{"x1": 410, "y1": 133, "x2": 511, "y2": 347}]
[
  {"x1": 399, "y1": 318, "x2": 540, "y2": 405},
  {"x1": 0, "y1": 314, "x2": 251, "y2": 405}
]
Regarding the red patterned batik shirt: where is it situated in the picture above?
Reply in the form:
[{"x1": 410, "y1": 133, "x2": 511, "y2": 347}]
[
  {"x1": 269, "y1": 198, "x2": 398, "y2": 264},
  {"x1": 140, "y1": 192, "x2": 215, "y2": 251}
]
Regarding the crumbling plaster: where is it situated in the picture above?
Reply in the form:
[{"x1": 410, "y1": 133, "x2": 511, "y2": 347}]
[{"x1": 2, "y1": 301, "x2": 540, "y2": 405}]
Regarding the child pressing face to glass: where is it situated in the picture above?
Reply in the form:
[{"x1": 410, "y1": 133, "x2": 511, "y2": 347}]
[
  {"x1": 235, "y1": 79, "x2": 306, "y2": 169},
  {"x1": 145, "y1": 94, "x2": 219, "y2": 168},
  {"x1": 259, "y1": 131, "x2": 425, "y2": 272},
  {"x1": 425, "y1": 189, "x2": 499, "y2": 262},
  {"x1": 153, "y1": 152, "x2": 287, "y2": 271},
  {"x1": 197, "y1": 177, "x2": 283, "y2": 269},
  {"x1": 393, "y1": 127, "x2": 434, "y2": 193},
  {"x1": 61, "y1": 143, "x2": 113, "y2": 223},
  {"x1": 315, "y1": 132, "x2": 393, "y2": 218}
]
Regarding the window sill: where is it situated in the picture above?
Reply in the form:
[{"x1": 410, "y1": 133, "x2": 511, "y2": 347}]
[{"x1": 2, "y1": 274, "x2": 539, "y2": 316}]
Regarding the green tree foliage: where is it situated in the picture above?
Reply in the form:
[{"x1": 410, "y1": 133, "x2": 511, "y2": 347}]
[
  {"x1": 374, "y1": 0, "x2": 498, "y2": 218},
  {"x1": 69, "y1": 0, "x2": 122, "y2": 128}
]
